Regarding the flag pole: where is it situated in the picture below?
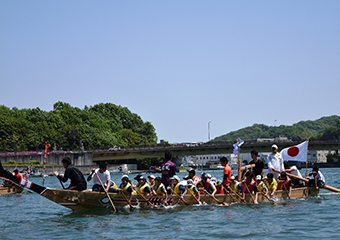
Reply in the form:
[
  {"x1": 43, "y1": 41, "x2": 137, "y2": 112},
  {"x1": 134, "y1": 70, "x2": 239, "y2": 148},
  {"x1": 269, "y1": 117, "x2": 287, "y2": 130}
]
[
  {"x1": 237, "y1": 140, "x2": 241, "y2": 181},
  {"x1": 305, "y1": 140, "x2": 309, "y2": 178},
  {"x1": 42, "y1": 142, "x2": 49, "y2": 186}
]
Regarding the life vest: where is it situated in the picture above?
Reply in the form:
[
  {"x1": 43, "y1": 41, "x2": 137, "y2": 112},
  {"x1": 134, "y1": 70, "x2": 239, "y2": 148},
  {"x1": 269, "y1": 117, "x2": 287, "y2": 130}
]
[
  {"x1": 137, "y1": 182, "x2": 150, "y2": 195},
  {"x1": 257, "y1": 181, "x2": 267, "y2": 192},
  {"x1": 13, "y1": 172, "x2": 23, "y2": 182},
  {"x1": 278, "y1": 177, "x2": 291, "y2": 190},
  {"x1": 109, "y1": 180, "x2": 117, "y2": 189},
  {"x1": 263, "y1": 177, "x2": 278, "y2": 191},
  {"x1": 186, "y1": 185, "x2": 197, "y2": 195},
  {"x1": 156, "y1": 183, "x2": 166, "y2": 195},
  {"x1": 204, "y1": 178, "x2": 213, "y2": 190},
  {"x1": 216, "y1": 185, "x2": 225, "y2": 194},
  {"x1": 242, "y1": 178, "x2": 256, "y2": 194},
  {"x1": 230, "y1": 181, "x2": 242, "y2": 194},
  {"x1": 174, "y1": 182, "x2": 185, "y2": 195},
  {"x1": 192, "y1": 175, "x2": 202, "y2": 185},
  {"x1": 121, "y1": 182, "x2": 135, "y2": 194}
]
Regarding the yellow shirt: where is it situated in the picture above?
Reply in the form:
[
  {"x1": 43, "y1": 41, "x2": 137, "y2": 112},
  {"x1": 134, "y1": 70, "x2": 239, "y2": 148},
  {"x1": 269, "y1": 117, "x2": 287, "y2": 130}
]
[{"x1": 263, "y1": 177, "x2": 277, "y2": 191}]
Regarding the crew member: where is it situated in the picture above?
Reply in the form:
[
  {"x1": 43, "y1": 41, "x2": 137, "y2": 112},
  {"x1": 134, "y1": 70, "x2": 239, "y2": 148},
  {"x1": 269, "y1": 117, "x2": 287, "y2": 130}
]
[
  {"x1": 249, "y1": 149, "x2": 264, "y2": 178},
  {"x1": 263, "y1": 173, "x2": 278, "y2": 197},
  {"x1": 242, "y1": 171, "x2": 258, "y2": 203},
  {"x1": 168, "y1": 175, "x2": 187, "y2": 199},
  {"x1": 54, "y1": 157, "x2": 87, "y2": 191},
  {"x1": 186, "y1": 169, "x2": 202, "y2": 185},
  {"x1": 284, "y1": 162, "x2": 305, "y2": 187},
  {"x1": 266, "y1": 144, "x2": 284, "y2": 180},
  {"x1": 229, "y1": 176, "x2": 243, "y2": 194},
  {"x1": 87, "y1": 161, "x2": 117, "y2": 193},
  {"x1": 161, "y1": 151, "x2": 177, "y2": 188},
  {"x1": 148, "y1": 175, "x2": 156, "y2": 189},
  {"x1": 118, "y1": 175, "x2": 134, "y2": 204},
  {"x1": 13, "y1": 169, "x2": 23, "y2": 182},
  {"x1": 220, "y1": 157, "x2": 232, "y2": 187},
  {"x1": 308, "y1": 165, "x2": 325, "y2": 190},
  {"x1": 255, "y1": 175, "x2": 268, "y2": 195},
  {"x1": 186, "y1": 179, "x2": 200, "y2": 203},
  {"x1": 135, "y1": 175, "x2": 151, "y2": 195},
  {"x1": 152, "y1": 176, "x2": 168, "y2": 204},
  {"x1": 201, "y1": 172, "x2": 217, "y2": 196},
  {"x1": 278, "y1": 172, "x2": 292, "y2": 198}
]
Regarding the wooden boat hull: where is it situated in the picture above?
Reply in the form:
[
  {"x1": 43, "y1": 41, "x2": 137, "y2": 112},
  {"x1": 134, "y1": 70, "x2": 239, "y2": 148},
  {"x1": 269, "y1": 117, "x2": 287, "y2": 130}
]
[
  {"x1": 40, "y1": 187, "x2": 318, "y2": 211},
  {"x1": 0, "y1": 185, "x2": 24, "y2": 195}
]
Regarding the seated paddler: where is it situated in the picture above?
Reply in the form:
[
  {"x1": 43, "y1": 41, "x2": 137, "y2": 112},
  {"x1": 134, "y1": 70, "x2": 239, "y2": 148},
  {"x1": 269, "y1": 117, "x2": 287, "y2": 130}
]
[
  {"x1": 87, "y1": 161, "x2": 118, "y2": 193},
  {"x1": 201, "y1": 172, "x2": 217, "y2": 197},
  {"x1": 152, "y1": 176, "x2": 168, "y2": 204},
  {"x1": 118, "y1": 175, "x2": 134, "y2": 204},
  {"x1": 135, "y1": 175, "x2": 151, "y2": 195},
  {"x1": 229, "y1": 176, "x2": 243, "y2": 194},
  {"x1": 168, "y1": 175, "x2": 187, "y2": 199},
  {"x1": 263, "y1": 173, "x2": 277, "y2": 197},
  {"x1": 186, "y1": 179, "x2": 200, "y2": 202},
  {"x1": 54, "y1": 157, "x2": 87, "y2": 191},
  {"x1": 278, "y1": 172, "x2": 292, "y2": 198},
  {"x1": 255, "y1": 175, "x2": 268, "y2": 196},
  {"x1": 241, "y1": 171, "x2": 258, "y2": 203}
]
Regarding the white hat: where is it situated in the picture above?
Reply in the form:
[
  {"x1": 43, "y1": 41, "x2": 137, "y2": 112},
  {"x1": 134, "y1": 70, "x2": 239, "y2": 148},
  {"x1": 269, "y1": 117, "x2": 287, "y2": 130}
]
[
  {"x1": 148, "y1": 175, "x2": 155, "y2": 179},
  {"x1": 271, "y1": 144, "x2": 278, "y2": 149},
  {"x1": 230, "y1": 176, "x2": 235, "y2": 181},
  {"x1": 256, "y1": 175, "x2": 262, "y2": 181},
  {"x1": 170, "y1": 175, "x2": 180, "y2": 181}
]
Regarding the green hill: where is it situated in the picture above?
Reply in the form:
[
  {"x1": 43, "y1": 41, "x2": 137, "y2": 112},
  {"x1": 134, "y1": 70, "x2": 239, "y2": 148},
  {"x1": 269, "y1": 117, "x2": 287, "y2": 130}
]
[{"x1": 212, "y1": 115, "x2": 340, "y2": 142}]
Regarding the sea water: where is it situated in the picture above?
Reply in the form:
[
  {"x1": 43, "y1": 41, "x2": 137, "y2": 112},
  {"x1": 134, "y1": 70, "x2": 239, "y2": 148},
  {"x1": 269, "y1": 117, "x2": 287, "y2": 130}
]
[{"x1": 1, "y1": 168, "x2": 340, "y2": 240}]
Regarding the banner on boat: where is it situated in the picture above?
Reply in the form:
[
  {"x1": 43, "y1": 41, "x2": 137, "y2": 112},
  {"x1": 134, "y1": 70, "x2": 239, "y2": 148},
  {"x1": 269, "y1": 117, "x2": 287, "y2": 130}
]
[{"x1": 280, "y1": 141, "x2": 308, "y2": 162}]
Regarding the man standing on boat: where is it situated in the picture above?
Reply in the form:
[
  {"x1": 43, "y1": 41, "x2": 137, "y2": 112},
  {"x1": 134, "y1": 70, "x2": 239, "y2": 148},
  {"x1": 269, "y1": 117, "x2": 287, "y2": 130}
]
[
  {"x1": 267, "y1": 144, "x2": 284, "y2": 180},
  {"x1": 161, "y1": 151, "x2": 176, "y2": 188},
  {"x1": 249, "y1": 149, "x2": 264, "y2": 178},
  {"x1": 54, "y1": 157, "x2": 87, "y2": 191},
  {"x1": 220, "y1": 157, "x2": 232, "y2": 187}
]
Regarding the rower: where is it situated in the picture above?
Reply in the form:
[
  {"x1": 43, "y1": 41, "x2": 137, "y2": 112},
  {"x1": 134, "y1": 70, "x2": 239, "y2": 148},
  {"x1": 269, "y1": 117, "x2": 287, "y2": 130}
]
[
  {"x1": 118, "y1": 175, "x2": 134, "y2": 204},
  {"x1": 284, "y1": 162, "x2": 305, "y2": 187},
  {"x1": 13, "y1": 169, "x2": 23, "y2": 182},
  {"x1": 308, "y1": 165, "x2": 325, "y2": 190},
  {"x1": 241, "y1": 171, "x2": 258, "y2": 203},
  {"x1": 263, "y1": 173, "x2": 278, "y2": 197},
  {"x1": 87, "y1": 161, "x2": 118, "y2": 193},
  {"x1": 168, "y1": 175, "x2": 187, "y2": 199},
  {"x1": 186, "y1": 179, "x2": 200, "y2": 202},
  {"x1": 54, "y1": 157, "x2": 87, "y2": 191},
  {"x1": 152, "y1": 176, "x2": 168, "y2": 204},
  {"x1": 148, "y1": 175, "x2": 156, "y2": 189},
  {"x1": 277, "y1": 172, "x2": 292, "y2": 198},
  {"x1": 255, "y1": 175, "x2": 268, "y2": 196},
  {"x1": 186, "y1": 169, "x2": 202, "y2": 185},
  {"x1": 135, "y1": 175, "x2": 151, "y2": 195},
  {"x1": 229, "y1": 176, "x2": 243, "y2": 194},
  {"x1": 201, "y1": 172, "x2": 217, "y2": 196}
]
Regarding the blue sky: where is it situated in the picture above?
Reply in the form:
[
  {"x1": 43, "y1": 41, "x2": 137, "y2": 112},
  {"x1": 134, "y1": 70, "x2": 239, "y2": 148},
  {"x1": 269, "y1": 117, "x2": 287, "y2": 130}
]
[{"x1": 1, "y1": 1, "x2": 339, "y2": 143}]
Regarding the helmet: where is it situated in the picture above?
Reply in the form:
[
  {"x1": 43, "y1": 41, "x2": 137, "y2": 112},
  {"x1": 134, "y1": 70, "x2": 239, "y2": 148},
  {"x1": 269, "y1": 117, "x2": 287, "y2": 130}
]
[{"x1": 201, "y1": 172, "x2": 208, "y2": 180}]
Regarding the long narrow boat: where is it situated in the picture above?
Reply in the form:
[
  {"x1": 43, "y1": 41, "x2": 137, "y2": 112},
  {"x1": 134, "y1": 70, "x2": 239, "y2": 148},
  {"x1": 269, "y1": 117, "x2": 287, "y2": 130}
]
[{"x1": 0, "y1": 160, "x2": 317, "y2": 211}]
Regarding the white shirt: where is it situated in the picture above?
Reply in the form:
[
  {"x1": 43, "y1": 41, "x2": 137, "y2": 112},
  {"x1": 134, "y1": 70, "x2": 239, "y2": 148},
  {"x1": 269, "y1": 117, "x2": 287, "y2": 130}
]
[
  {"x1": 93, "y1": 169, "x2": 110, "y2": 186},
  {"x1": 309, "y1": 170, "x2": 325, "y2": 183},
  {"x1": 290, "y1": 166, "x2": 302, "y2": 178},
  {"x1": 267, "y1": 152, "x2": 284, "y2": 173}
]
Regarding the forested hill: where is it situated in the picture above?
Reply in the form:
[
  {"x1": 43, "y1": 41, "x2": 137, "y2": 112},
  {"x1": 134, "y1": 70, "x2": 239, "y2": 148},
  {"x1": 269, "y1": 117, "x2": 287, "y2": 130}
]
[
  {"x1": 0, "y1": 102, "x2": 157, "y2": 152},
  {"x1": 212, "y1": 115, "x2": 340, "y2": 142}
]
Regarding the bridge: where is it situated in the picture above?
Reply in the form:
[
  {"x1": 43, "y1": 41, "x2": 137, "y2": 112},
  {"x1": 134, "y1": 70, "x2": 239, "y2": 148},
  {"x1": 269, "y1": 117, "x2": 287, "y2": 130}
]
[{"x1": 92, "y1": 139, "x2": 340, "y2": 162}]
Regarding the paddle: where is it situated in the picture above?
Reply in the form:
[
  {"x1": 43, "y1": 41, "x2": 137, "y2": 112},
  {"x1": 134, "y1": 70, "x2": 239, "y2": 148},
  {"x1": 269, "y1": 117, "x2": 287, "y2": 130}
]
[
  {"x1": 243, "y1": 183, "x2": 256, "y2": 203},
  {"x1": 203, "y1": 189, "x2": 225, "y2": 205},
  {"x1": 260, "y1": 192, "x2": 275, "y2": 203},
  {"x1": 130, "y1": 182, "x2": 156, "y2": 207},
  {"x1": 284, "y1": 172, "x2": 340, "y2": 193},
  {"x1": 282, "y1": 182, "x2": 291, "y2": 199},
  {"x1": 222, "y1": 185, "x2": 245, "y2": 203},
  {"x1": 95, "y1": 172, "x2": 118, "y2": 212},
  {"x1": 120, "y1": 190, "x2": 133, "y2": 208},
  {"x1": 59, "y1": 179, "x2": 65, "y2": 189},
  {"x1": 169, "y1": 187, "x2": 189, "y2": 205},
  {"x1": 185, "y1": 186, "x2": 200, "y2": 204}
]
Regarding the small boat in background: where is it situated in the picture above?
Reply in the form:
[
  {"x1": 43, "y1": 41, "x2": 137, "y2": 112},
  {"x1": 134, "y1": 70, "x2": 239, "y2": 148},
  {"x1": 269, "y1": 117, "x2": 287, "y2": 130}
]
[{"x1": 0, "y1": 182, "x2": 23, "y2": 195}]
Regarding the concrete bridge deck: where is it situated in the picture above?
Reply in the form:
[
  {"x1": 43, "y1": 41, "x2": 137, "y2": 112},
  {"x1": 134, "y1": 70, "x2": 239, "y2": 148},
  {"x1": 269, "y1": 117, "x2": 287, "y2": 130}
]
[{"x1": 93, "y1": 139, "x2": 340, "y2": 162}]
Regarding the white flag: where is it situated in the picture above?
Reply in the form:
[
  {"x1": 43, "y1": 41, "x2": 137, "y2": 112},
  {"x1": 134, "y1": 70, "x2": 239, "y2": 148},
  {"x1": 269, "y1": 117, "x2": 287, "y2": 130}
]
[
  {"x1": 280, "y1": 141, "x2": 308, "y2": 162},
  {"x1": 233, "y1": 138, "x2": 244, "y2": 155}
]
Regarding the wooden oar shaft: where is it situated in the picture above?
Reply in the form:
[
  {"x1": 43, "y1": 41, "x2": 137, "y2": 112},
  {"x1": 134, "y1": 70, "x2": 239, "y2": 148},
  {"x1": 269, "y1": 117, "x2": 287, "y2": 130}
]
[
  {"x1": 170, "y1": 188, "x2": 189, "y2": 205},
  {"x1": 285, "y1": 172, "x2": 340, "y2": 193},
  {"x1": 95, "y1": 172, "x2": 117, "y2": 212},
  {"x1": 244, "y1": 183, "x2": 255, "y2": 203},
  {"x1": 240, "y1": 164, "x2": 256, "y2": 171},
  {"x1": 260, "y1": 192, "x2": 274, "y2": 202},
  {"x1": 185, "y1": 186, "x2": 200, "y2": 204},
  {"x1": 204, "y1": 189, "x2": 223, "y2": 204},
  {"x1": 131, "y1": 184, "x2": 156, "y2": 207}
]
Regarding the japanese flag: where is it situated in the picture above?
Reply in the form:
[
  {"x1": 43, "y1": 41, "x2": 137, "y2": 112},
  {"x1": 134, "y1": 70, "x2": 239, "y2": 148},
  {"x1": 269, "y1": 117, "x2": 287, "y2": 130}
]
[{"x1": 280, "y1": 141, "x2": 308, "y2": 162}]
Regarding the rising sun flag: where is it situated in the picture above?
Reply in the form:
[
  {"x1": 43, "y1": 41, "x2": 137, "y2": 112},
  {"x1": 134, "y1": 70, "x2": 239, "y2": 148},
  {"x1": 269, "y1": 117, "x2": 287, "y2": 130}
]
[{"x1": 280, "y1": 141, "x2": 308, "y2": 162}]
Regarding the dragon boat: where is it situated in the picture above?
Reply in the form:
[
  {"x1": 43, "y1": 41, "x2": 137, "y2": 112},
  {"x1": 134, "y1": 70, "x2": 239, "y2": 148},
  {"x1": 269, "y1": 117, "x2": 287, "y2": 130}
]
[
  {"x1": 0, "y1": 159, "x2": 319, "y2": 211},
  {"x1": 0, "y1": 183, "x2": 23, "y2": 195}
]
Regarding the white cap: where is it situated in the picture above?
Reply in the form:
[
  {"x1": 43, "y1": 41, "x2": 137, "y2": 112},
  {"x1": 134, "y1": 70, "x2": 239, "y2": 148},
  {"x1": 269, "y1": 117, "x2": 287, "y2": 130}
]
[
  {"x1": 271, "y1": 144, "x2": 278, "y2": 149},
  {"x1": 170, "y1": 175, "x2": 180, "y2": 181},
  {"x1": 148, "y1": 175, "x2": 155, "y2": 179},
  {"x1": 256, "y1": 175, "x2": 262, "y2": 181}
]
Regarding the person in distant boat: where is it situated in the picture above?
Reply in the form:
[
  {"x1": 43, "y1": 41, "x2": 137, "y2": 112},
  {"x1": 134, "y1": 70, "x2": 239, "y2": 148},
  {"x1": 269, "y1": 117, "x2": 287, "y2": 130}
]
[
  {"x1": 267, "y1": 144, "x2": 284, "y2": 180},
  {"x1": 87, "y1": 161, "x2": 117, "y2": 193},
  {"x1": 249, "y1": 149, "x2": 264, "y2": 178},
  {"x1": 54, "y1": 157, "x2": 87, "y2": 191},
  {"x1": 278, "y1": 172, "x2": 292, "y2": 198},
  {"x1": 255, "y1": 175, "x2": 268, "y2": 195},
  {"x1": 263, "y1": 173, "x2": 277, "y2": 197},
  {"x1": 152, "y1": 176, "x2": 168, "y2": 204},
  {"x1": 161, "y1": 151, "x2": 177, "y2": 188},
  {"x1": 135, "y1": 175, "x2": 151, "y2": 195},
  {"x1": 200, "y1": 172, "x2": 217, "y2": 196},
  {"x1": 241, "y1": 171, "x2": 258, "y2": 203},
  {"x1": 13, "y1": 169, "x2": 23, "y2": 183},
  {"x1": 284, "y1": 162, "x2": 305, "y2": 187},
  {"x1": 148, "y1": 175, "x2": 156, "y2": 189},
  {"x1": 308, "y1": 165, "x2": 325, "y2": 190},
  {"x1": 118, "y1": 175, "x2": 134, "y2": 204},
  {"x1": 220, "y1": 156, "x2": 232, "y2": 187}
]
